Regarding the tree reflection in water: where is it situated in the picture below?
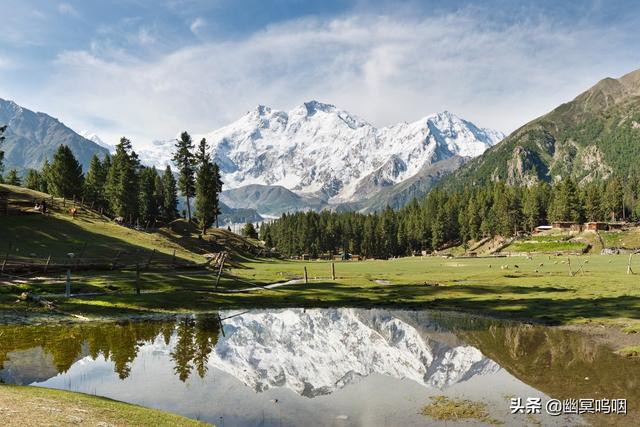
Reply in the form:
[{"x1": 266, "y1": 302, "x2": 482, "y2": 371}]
[{"x1": 0, "y1": 314, "x2": 220, "y2": 382}]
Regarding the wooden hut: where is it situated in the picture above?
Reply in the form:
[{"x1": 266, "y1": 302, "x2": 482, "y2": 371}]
[
  {"x1": 552, "y1": 221, "x2": 582, "y2": 232},
  {"x1": 585, "y1": 222, "x2": 608, "y2": 231}
]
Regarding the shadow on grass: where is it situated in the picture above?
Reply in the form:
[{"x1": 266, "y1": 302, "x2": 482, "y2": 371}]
[{"x1": 0, "y1": 215, "x2": 191, "y2": 264}]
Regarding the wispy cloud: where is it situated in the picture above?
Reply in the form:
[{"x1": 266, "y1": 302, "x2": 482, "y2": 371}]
[
  {"x1": 190, "y1": 17, "x2": 206, "y2": 35},
  {"x1": 58, "y1": 2, "x2": 80, "y2": 18},
  {"x1": 24, "y1": 8, "x2": 640, "y2": 147}
]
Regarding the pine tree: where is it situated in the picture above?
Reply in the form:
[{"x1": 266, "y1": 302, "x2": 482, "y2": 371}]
[
  {"x1": 138, "y1": 166, "x2": 161, "y2": 224},
  {"x1": 161, "y1": 165, "x2": 179, "y2": 223},
  {"x1": 0, "y1": 125, "x2": 6, "y2": 180},
  {"x1": 550, "y1": 178, "x2": 582, "y2": 222},
  {"x1": 47, "y1": 145, "x2": 84, "y2": 198},
  {"x1": 522, "y1": 186, "x2": 542, "y2": 231},
  {"x1": 39, "y1": 159, "x2": 51, "y2": 193},
  {"x1": 5, "y1": 169, "x2": 21, "y2": 186},
  {"x1": 212, "y1": 163, "x2": 223, "y2": 227},
  {"x1": 241, "y1": 222, "x2": 259, "y2": 239},
  {"x1": 583, "y1": 182, "x2": 603, "y2": 221},
  {"x1": 105, "y1": 137, "x2": 139, "y2": 220},
  {"x1": 83, "y1": 154, "x2": 108, "y2": 210},
  {"x1": 24, "y1": 169, "x2": 42, "y2": 190},
  {"x1": 194, "y1": 138, "x2": 217, "y2": 234},
  {"x1": 172, "y1": 131, "x2": 196, "y2": 221},
  {"x1": 604, "y1": 177, "x2": 623, "y2": 221}
]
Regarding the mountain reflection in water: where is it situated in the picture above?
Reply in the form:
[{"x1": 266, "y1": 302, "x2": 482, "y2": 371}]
[{"x1": 0, "y1": 309, "x2": 637, "y2": 426}]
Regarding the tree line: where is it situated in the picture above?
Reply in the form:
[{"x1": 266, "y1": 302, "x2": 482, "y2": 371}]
[
  {"x1": 261, "y1": 176, "x2": 640, "y2": 258},
  {"x1": 6, "y1": 130, "x2": 223, "y2": 234}
]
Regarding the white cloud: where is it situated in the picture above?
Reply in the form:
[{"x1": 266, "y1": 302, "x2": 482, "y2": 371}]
[
  {"x1": 57, "y1": 3, "x2": 80, "y2": 18},
  {"x1": 0, "y1": 56, "x2": 15, "y2": 70},
  {"x1": 190, "y1": 18, "x2": 206, "y2": 35},
  {"x1": 130, "y1": 27, "x2": 156, "y2": 46},
  {"x1": 31, "y1": 11, "x2": 640, "y2": 148}
]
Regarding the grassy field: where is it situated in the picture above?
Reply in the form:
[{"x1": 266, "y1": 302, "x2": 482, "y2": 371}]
[
  {"x1": 2, "y1": 184, "x2": 640, "y2": 336},
  {"x1": 601, "y1": 229, "x2": 640, "y2": 249},
  {"x1": 502, "y1": 233, "x2": 590, "y2": 254},
  {"x1": 0, "y1": 385, "x2": 207, "y2": 426},
  {"x1": 2, "y1": 252, "x2": 639, "y2": 335}
]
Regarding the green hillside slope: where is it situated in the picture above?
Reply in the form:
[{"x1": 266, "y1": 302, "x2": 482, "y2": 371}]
[{"x1": 446, "y1": 68, "x2": 640, "y2": 187}]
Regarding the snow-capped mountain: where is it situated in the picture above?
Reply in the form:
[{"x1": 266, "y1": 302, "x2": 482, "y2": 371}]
[
  {"x1": 79, "y1": 131, "x2": 114, "y2": 152},
  {"x1": 141, "y1": 101, "x2": 503, "y2": 212},
  {"x1": 207, "y1": 308, "x2": 500, "y2": 397}
]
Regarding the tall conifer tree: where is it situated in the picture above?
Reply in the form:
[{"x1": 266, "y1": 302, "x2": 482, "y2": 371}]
[
  {"x1": 161, "y1": 165, "x2": 179, "y2": 223},
  {"x1": 106, "y1": 137, "x2": 140, "y2": 220},
  {"x1": 194, "y1": 138, "x2": 217, "y2": 234},
  {"x1": 172, "y1": 131, "x2": 196, "y2": 221},
  {"x1": 47, "y1": 145, "x2": 84, "y2": 198}
]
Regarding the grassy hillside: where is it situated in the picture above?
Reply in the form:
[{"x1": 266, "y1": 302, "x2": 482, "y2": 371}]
[
  {"x1": 0, "y1": 184, "x2": 204, "y2": 264},
  {"x1": 0, "y1": 184, "x2": 265, "y2": 265},
  {"x1": 444, "y1": 68, "x2": 640, "y2": 187}
]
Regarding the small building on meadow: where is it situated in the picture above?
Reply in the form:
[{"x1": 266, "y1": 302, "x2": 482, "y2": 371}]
[
  {"x1": 585, "y1": 222, "x2": 608, "y2": 231},
  {"x1": 607, "y1": 222, "x2": 625, "y2": 230},
  {"x1": 552, "y1": 221, "x2": 582, "y2": 232},
  {"x1": 534, "y1": 225, "x2": 553, "y2": 233}
]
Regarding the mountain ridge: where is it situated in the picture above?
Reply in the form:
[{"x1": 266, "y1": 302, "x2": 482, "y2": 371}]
[
  {"x1": 443, "y1": 68, "x2": 640, "y2": 188},
  {"x1": 0, "y1": 98, "x2": 109, "y2": 174},
  {"x1": 141, "y1": 101, "x2": 503, "y2": 214}
]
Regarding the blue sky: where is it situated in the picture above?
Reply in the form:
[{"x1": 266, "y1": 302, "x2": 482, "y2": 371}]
[{"x1": 1, "y1": 0, "x2": 640, "y2": 146}]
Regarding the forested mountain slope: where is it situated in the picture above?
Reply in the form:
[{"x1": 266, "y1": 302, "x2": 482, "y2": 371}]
[{"x1": 445, "y1": 69, "x2": 640, "y2": 187}]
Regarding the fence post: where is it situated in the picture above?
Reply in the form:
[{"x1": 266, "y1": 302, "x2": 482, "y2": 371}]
[
  {"x1": 44, "y1": 255, "x2": 51, "y2": 273},
  {"x1": 171, "y1": 249, "x2": 176, "y2": 267},
  {"x1": 65, "y1": 269, "x2": 71, "y2": 297},
  {"x1": 304, "y1": 266, "x2": 308, "y2": 284},
  {"x1": 331, "y1": 262, "x2": 335, "y2": 280},
  {"x1": 135, "y1": 263, "x2": 141, "y2": 295},
  {"x1": 215, "y1": 253, "x2": 226, "y2": 290},
  {"x1": 111, "y1": 251, "x2": 121, "y2": 270},
  {"x1": 146, "y1": 249, "x2": 156, "y2": 269},
  {"x1": 1, "y1": 241, "x2": 11, "y2": 273}
]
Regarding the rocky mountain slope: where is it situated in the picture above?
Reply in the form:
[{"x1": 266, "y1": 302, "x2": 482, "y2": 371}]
[
  {"x1": 145, "y1": 102, "x2": 503, "y2": 215},
  {"x1": 444, "y1": 68, "x2": 640, "y2": 187},
  {"x1": 0, "y1": 98, "x2": 109, "y2": 173}
]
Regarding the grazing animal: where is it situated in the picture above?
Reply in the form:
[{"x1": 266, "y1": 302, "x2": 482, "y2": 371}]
[
  {"x1": 114, "y1": 216, "x2": 125, "y2": 225},
  {"x1": 514, "y1": 264, "x2": 519, "y2": 269},
  {"x1": 539, "y1": 263, "x2": 544, "y2": 267},
  {"x1": 68, "y1": 207, "x2": 78, "y2": 218}
]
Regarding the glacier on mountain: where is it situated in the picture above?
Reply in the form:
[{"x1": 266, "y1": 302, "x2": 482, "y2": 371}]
[{"x1": 141, "y1": 101, "x2": 503, "y2": 203}]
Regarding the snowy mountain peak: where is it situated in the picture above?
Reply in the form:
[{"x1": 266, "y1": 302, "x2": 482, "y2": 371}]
[
  {"x1": 80, "y1": 131, "x2": 114, "y2": 152},
  {"x1": 204, "y1": 309, "x2": 500, "y2": 397},
  {"x1": 140, "y1": 102, "x2": 503, "y2": 206}
]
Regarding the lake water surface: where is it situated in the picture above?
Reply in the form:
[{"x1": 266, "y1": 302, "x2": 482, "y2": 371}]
[{"x1": 1, "y1": 309, "x2": 638, "y2": 426}]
